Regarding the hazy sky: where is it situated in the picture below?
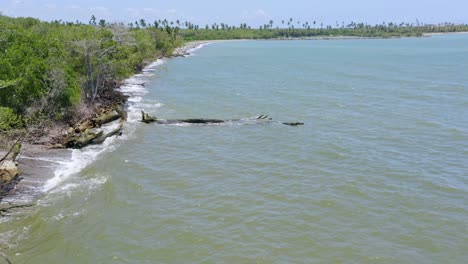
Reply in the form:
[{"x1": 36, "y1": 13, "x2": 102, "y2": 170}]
[{"x1": 1, "y1": 0, "x2": 467, "y2": 26}]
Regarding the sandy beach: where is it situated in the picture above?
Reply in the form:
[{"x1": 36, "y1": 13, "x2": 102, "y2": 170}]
[{"x1": 2, "y1": 145, "x2": 71, "y2": 202}]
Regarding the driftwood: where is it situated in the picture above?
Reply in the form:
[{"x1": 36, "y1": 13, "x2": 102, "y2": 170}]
[
  {"x1": 140, "y1": 111, "x2": 303, "y2": 126},
  {"x1": 141, "y1": 111, "x2": 157, "y2": 123},
  {"x1": 62, "y1": 121, "x2": 125, "y2": 149},
  {"x1": 92, "y1": 123, "x2": 124, "y2": 144},
  {"x1": 1, "y1": 141, "x2": 22, "y2": 198},
  {"x1": 63, "y1": 130, "x2": 103, "y2": 148},
  {"x1": 282, "y1": 122, "x2": 304, "y2": 126},
  {"x1": 94, "y1": 110, "x2": 121, "y2": 126},
  {"x1": 0, "y1": 140, "x2": 21, "y2": 163},
  {"x1": 59, "y1": 105, "x2": 127, "y2": 149}
]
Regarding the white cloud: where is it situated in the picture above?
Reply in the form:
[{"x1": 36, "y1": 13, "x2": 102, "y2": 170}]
[{"x1": 241, "y1": 8, "x2": 269, "y2": 20}]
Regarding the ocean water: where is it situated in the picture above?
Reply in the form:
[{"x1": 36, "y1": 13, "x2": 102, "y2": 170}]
[{"x1": 1, "y1": 34, "x2": 468, "y2": 263}]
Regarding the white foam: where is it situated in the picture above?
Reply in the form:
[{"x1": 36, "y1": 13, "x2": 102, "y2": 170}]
[
  {"x1": 42, "y1": 138, "x2": 116, "y2": 192},
  {"x1": 186, "y1": 42, "x2": 213, "y2": 55},
  {"x1": 41, "y1": 58, "x2": 167, "y2": 194},
  {"x1": 145, "y1": 59, "x2": 166, "y2": 69}
]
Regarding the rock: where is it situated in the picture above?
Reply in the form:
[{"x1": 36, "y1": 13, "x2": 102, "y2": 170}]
[
  {"x1": 48, "y1": 143, "x2": 65, "y2": 149},
  {"x1": 92, "y1": 123, "x2": 124, "y2": 144},
  {"x1": 115, "y1": 104, "x2": 128, "y2": 121},
  {"x1": 62, "y1": 130, "x2": 104, "y2": 149},
  {"x1": 77, "y1": 120, "x2": 93, "y2": 132},
  {"x1": 67, "y1": 127, "x2": 75, "y2": 134},
  {"x1": 0, "y1": 160, "x2": 19, "y2": 184},
  {"x1": 94, "y1": 110, "x2": 121, "y2": 126}
]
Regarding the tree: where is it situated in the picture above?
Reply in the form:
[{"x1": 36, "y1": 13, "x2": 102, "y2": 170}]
[
  {"x1": 98, "y1": 19, "x2": 106, "y2": 28},
  {"x1": 89, "y1": 15, "x2": 97, "y2": 26},
  {"x1": 72, "y1": 36, "x2": 116, "y2": 102},
  {"x1": 139, "y1": 19, "x2": 146, "y2": 28}
]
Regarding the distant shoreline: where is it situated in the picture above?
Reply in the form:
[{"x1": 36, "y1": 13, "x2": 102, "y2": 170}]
[
  {"x1": 423, "y1": 31, "x2": 468, "y2": 36},
  {"x1": 180, "y1": 32, "x2": 468, "y2": 47}
]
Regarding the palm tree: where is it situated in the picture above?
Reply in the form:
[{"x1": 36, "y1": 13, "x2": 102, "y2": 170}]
[
  {"x1": 139, "y1": 19, "x2": 146, "y2": 28},
  {"x1": 89, "y1": 15, "x2": 97, "y2": 26},
  {"x1": 98, "y1": 19, "x2": 106, "y2": 27}
]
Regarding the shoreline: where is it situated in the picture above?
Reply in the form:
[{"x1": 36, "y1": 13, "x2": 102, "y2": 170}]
[
  {"x1": 2, "y1": 30, "x2": 466, "y2": 202},
  {"x1": 423, "y1": 31, "x2": 468, "y2": 36},
  {"x1": 0, "y1": 40, "x2": 212, "y2": 204}
]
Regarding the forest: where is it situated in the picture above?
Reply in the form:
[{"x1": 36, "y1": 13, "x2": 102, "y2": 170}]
[{"x1": 0, "y1": 15, "x2": 181, "y2": 135}]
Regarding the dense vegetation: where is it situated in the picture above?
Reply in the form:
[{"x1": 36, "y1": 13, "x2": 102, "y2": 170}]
[
  {"x1": 0, "y1": 15, "x2": 181, "y2": 133},
  {"x1": 180, "y1": 20, "x2": 468, "y2": 40},
  {"x1": 1, "y1": 15, "x2": 467, "y2": 134}
]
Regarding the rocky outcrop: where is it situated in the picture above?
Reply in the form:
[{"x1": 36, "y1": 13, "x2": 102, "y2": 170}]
[
  {"x1": 0, "y1": 160, "x2": 19, "y2": 185},
  {"x1": 94, "y1": 110, "x2": 121, "y2": 126},
  {"x1": 0, "y1": 142, "x2": 21, "y2": 196},
  {"x1": 55, "y1": 105, "x2": 126, "y2": 149}
]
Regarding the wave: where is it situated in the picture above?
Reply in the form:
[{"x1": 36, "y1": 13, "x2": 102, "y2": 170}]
[
  {"x1": 39, "y1": 59, "x2": 167, "y2": 195},
  {"x1": 185, "y1": 42, "x2": 213, "y2": 56}
]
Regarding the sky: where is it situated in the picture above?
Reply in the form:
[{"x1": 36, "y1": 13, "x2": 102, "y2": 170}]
[{"x1": 1, "y1": 0, "x2": 467, "y2": 27}]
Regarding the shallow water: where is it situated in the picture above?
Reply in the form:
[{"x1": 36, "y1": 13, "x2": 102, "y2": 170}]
[{"x1": 1, "y1": 34, "x2": 468, "y2": 263}]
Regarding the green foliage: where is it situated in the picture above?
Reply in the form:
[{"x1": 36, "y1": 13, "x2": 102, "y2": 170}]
[
  {"x1": 180, "y1": 22, "x2": 468, "y2": 41},
  {"x1": 0, "y1": 15, "x2": 180, "y2": 131},
  {"x1": 0, "y1": 107, "x2": 22, "y2": 131}
]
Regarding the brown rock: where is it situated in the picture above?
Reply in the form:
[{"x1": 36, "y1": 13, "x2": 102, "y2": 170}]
[
  {"x1": 0, "y1": 160, "x2": 20, "y2": 184},
  {"x1": 77, "y1": 120, "x2": 94, "y2": 132}
]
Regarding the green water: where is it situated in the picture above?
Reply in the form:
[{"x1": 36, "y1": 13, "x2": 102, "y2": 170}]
[{"x1": 1, "y1": 35, "x2": 468, "y2": 263}]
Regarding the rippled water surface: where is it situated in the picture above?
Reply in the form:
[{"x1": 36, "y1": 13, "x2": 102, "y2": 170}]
[{"x1": 1, "y1": 34, "x2": 468, "y2": 263}]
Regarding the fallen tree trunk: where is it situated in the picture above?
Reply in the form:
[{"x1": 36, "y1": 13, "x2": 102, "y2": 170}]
[
  {"x1": 92, "y1": 123, "x2": 124, "y2": 144},
  {"x1": 94, "y1": 110, "x2": 121, "y2": 126},
  {"x1": 63, "y1": 130, "x2": 102, "y2": 148},
  {"x1": 140, "y1": 111, "x2": 304, "y2": 126}
]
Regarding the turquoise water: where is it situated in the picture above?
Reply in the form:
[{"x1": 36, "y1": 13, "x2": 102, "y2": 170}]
[{"x1": 1, "y1": 34, "x2": 468, "y2": 263}]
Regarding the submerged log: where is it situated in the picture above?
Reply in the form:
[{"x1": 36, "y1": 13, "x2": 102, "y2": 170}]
[
  {"x1": 282, "y1": 122, "x2": 304, "y2": 126},
  {"x1": 141, "y1": 111, "x2": 157, "y2": 123},
  {"x1": 140, "y1": 111, "x2": 304, "y2": 126},
  {"x1": 178, "y1": 119, "x2": 225, "y2": 124}
]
